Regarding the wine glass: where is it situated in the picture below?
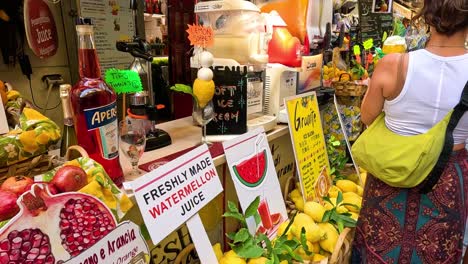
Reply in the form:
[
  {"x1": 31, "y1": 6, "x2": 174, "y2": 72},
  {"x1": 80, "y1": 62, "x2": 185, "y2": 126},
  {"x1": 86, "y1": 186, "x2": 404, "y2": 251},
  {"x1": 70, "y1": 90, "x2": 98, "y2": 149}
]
[
  {"x1": 119, "y1": 120, "x2": 146, "y2": 177},
  {"x1": 192, "y1": 99, "x2": 215, "y2": 145}
]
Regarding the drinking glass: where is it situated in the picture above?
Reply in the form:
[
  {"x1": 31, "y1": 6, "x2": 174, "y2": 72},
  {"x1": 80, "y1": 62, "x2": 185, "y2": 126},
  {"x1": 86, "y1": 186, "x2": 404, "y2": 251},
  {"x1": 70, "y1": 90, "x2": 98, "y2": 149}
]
[
  {"x1": 192, "y1": 100, "x2": 215, "y2": 145},
  {"x1": 119, "y1": 120, "x2": 146, "y2": 177}
]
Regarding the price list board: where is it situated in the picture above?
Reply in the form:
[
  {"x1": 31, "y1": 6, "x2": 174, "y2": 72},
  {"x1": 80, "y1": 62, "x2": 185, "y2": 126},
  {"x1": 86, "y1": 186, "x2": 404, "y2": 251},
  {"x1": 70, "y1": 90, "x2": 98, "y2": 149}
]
[
  {"x1": 358, "y1": 0, "x2": 394, "y2": 47},
  {"x1": 80, "y1": 0, "x2": 135, "y2": 71}
]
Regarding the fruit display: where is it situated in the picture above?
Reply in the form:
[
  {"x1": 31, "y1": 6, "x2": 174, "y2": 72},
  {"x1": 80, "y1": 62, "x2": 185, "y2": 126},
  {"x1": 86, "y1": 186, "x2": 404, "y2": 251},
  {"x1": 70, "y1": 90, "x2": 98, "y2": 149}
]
[
  {"x1": 0, "y1": 184, "x2": 116, "y2": 263},
  {"x1": 0, "y1": 157, "x2": 133, "y2": 229},
  {"x1": 283, "y1": 168, "x2": 368, "y2": 262}
]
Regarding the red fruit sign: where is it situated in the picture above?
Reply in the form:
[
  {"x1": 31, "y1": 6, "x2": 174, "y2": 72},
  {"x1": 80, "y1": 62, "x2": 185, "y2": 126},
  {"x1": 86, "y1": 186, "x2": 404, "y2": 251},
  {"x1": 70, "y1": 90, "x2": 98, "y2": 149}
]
[
  {"x1": 233, "y1": 149, "x2": 267, "y2": 187},
  {"x1": 24, "y1": 0, "x2": 58, "y2": 58}
]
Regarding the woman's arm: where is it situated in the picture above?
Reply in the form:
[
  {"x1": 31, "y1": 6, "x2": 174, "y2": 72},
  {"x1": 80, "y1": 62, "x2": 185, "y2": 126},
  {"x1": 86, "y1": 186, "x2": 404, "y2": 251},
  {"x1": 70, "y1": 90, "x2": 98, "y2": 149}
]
[{"x1": 361, "y1": 53, "x2": 403, "y2": 125}]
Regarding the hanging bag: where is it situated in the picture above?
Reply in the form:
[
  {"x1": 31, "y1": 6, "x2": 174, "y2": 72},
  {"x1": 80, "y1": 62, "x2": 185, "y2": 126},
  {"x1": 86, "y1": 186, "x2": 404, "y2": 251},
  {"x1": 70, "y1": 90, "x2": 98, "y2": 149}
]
[{"x1": 351, "y1": 53, "x2": 468, "y2": 191}]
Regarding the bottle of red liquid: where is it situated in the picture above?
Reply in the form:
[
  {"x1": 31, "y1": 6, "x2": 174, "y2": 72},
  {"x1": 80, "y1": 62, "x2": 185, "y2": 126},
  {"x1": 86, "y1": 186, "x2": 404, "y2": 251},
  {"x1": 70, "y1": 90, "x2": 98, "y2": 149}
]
[{"x1": 71, "y1": 18, "x2": 124, "y2": 186}]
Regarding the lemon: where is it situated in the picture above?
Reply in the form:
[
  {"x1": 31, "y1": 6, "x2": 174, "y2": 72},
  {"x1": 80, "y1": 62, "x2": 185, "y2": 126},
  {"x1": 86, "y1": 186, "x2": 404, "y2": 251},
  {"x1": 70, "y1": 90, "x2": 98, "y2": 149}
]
[
  {"x1": 311, "y1": 242, "x2": 321, "y2": 253},
  {"x1": 304, "y1": 201, "x2": 326, "y2": 222},
  {"x1": 356, "y1": 186, "x2": 364, "y2": 197},
  {"x1": 212, "y1": 243, "x2": 223, "y2": 261},
  {"x1": 328, "y1": 186, "x2": 341, "y2": 198},
  {"x1": 290, "y1": 189, "x2": 302, "y2": 200},
  {"x1": 247, "y1": 257, "x2": 268, "y2": 264},
  {"x1": 312, "y1": 253, "x2": 327, "y2": 261},
  {"x1": 318, "y1": 223, "x2": 339, "y2": 253},
  {"x1": 336, "y1": 205, "x2": 349, "y2": 214},
  {"x1": 336, "y1": 180, "x2": 358, "y2": 193},
  {"x1": 294, "y1": 242, "x2": 313, "y2": 261},
  {"x1": 193, "y1": 78, "x2": 215, "y2": 108},
  {"x1": 292, "y1": 213, "x2": 325, "y2": 243},
  {"x1": 277, "y1": 220, "x2": 293, "y2": 239},
  {"x1": 343, "y1": 192, "x2": 362, "y2": 213},
  {"x1": 324, "y1": 197, "x2": 337, "y2": 211},
  {"x1": 292, "y1": 196, "x2": 304, "y2": 212},
  {"x1": 219, "y1": 250, "x2": 246, "y2": 264}
]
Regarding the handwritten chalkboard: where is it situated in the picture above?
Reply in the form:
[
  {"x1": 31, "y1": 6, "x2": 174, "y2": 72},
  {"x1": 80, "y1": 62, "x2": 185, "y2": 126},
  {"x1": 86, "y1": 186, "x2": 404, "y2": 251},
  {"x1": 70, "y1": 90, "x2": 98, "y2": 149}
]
[
  {"x1": 206, "y1": 66, "x2": 248, "y2": 136},
  {"x1": 358, "y1": 0, "x2": 394, "y2": 47}
]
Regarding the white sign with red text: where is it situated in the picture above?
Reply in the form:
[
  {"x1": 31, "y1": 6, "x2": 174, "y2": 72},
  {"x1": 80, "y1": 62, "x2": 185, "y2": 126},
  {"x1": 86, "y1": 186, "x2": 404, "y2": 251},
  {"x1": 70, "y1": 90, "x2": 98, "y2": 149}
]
[
  {"x1": 132, "y1": 144, "x2": 223, "y2": 246},
  {"x1": 65, "y1": 221, "x2": 150, "y2": 264}
]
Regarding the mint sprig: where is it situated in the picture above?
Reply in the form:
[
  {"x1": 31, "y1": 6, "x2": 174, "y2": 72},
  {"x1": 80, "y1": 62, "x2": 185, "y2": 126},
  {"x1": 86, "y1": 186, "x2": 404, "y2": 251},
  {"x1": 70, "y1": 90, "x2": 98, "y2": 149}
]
[{"x1": 322, "y1": 192, "x2": 357, "y2": 233}]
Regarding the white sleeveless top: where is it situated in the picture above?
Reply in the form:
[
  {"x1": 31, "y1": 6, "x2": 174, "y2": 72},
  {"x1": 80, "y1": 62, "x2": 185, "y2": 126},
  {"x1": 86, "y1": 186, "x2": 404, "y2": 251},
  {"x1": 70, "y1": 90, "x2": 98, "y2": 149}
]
[{"x1": 383, "y1": 49, "x2": 468, "y2": 144}]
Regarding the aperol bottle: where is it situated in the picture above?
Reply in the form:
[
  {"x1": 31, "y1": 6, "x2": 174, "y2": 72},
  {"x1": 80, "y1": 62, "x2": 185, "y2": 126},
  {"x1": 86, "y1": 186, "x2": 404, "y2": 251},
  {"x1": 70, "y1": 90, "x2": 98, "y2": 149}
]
[{"x1": 70, "y1": 18, "x2": 124, "y2": 186}]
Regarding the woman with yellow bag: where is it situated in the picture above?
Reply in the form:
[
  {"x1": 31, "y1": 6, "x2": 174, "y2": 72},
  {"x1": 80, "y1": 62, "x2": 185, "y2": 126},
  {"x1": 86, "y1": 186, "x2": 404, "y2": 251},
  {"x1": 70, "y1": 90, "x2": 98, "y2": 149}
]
[{"x1": 350, "y1": 0, "x2": 468, "y2": 262}]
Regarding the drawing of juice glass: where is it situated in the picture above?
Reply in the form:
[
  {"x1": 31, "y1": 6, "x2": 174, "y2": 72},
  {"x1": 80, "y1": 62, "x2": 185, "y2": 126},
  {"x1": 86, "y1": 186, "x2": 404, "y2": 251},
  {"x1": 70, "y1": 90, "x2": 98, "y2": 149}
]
[{"x1": 258, "y1": 199, "x2": 273, "y2": 229}]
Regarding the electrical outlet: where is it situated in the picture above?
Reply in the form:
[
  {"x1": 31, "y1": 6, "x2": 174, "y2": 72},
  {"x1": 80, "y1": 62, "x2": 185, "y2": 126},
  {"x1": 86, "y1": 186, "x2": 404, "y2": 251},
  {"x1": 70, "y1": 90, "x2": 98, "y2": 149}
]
[{"x1": 41, "y1": 74, "x2": 64, "y2": 87}]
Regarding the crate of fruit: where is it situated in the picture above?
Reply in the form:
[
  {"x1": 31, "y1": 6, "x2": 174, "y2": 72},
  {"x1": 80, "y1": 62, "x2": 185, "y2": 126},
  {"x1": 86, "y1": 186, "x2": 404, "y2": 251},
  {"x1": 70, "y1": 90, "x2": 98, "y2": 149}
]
[{"x1": 283, "y1": 174, "x2": 363, "y2": 264}]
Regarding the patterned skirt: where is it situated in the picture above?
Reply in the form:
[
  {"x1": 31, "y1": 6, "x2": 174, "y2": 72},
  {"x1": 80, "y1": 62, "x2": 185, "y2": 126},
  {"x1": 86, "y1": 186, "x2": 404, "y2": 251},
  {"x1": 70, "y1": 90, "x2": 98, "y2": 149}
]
[{"x1": 351, "y1": 149, "x2": 468, "y2": 264}]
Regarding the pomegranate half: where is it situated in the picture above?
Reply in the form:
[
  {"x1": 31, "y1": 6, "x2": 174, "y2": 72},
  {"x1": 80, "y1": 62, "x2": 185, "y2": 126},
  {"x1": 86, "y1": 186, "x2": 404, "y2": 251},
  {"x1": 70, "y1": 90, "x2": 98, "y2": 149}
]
[{"x1": 0, "y1": 184, "x2": 117, "y2": 263}]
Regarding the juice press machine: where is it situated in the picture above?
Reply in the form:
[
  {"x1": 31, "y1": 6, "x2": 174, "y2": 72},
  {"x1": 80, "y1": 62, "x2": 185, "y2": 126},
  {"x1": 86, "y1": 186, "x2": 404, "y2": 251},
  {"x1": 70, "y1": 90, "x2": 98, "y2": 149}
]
[{"x1": 116, "y1": 0, "x2": 171, "y2": 151}]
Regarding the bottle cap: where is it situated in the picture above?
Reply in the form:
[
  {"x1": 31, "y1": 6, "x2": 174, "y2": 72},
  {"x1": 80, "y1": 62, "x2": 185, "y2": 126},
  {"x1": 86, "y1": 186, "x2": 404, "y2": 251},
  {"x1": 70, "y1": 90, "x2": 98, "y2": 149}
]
[{"x1": 75, "y1": 17, "x2": 94, "y2": 26}]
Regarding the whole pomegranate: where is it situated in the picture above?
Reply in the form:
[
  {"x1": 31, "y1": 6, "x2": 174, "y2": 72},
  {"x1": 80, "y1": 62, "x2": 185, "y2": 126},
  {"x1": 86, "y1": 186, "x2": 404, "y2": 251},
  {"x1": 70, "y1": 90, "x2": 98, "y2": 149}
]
[
  {"x1": 0, "y1": 184, "x2": 117, "y2": 262},
  {"x1": 1, "y1": 176, "x2": 34, "y2": 196},
  {"x1": 51, "y1": 165, "x2": 87, "y2": 193},
  {"x1": 0, "y1": 190, "x2": 19, "y2": 221}
]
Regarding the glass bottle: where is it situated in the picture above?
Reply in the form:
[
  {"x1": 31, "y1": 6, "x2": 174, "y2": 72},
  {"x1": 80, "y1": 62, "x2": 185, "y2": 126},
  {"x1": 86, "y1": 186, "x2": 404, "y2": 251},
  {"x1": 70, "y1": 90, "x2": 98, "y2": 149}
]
[
  {"x1": 70, "y1": 18, "x2": 124, "y2": 186},
  {"x1": 59, "y1": 84, "x2": 79, "y2": 160}
]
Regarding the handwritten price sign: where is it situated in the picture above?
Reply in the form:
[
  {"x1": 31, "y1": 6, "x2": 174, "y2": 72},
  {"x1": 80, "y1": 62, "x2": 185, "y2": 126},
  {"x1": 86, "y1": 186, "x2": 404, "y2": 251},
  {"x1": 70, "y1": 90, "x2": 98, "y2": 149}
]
[{"x1": 186, "y1": 24, "x2": 214, "y2": 48}]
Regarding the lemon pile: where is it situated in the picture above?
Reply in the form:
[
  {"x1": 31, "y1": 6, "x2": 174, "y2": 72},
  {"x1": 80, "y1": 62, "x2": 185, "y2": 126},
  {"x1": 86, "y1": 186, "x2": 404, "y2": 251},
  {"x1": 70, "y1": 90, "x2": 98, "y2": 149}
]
[{"x1": 284, "y1": 168, "x2": 368, "y2": 259}]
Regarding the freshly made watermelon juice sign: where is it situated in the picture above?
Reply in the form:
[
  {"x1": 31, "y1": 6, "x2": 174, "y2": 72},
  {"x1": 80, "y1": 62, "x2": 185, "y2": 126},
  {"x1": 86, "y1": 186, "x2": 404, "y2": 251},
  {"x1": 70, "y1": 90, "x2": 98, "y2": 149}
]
[
  {"x1": 223, "y1": 127, "x2": 288, "y2": 237},
  {"x1": 285, "y1": 92, "x2": 331, "y2": 202},
  {"x1": 132, "y1": 144, "x2": 223, "y2": 245}
]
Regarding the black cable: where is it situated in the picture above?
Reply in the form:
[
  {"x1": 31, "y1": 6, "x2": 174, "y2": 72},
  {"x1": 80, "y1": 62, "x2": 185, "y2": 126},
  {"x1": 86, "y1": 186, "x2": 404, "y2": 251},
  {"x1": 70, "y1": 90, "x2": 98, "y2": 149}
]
[{"x1": 27, "y1": 78, "x2": 61, "y2": 111}]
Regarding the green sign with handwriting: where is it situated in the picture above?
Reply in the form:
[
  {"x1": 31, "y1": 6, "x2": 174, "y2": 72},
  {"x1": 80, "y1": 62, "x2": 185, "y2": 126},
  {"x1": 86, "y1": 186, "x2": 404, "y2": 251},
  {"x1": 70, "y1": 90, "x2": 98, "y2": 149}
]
[{"x1": 104, "y1": 68, "x2": 143, "y2": 94}]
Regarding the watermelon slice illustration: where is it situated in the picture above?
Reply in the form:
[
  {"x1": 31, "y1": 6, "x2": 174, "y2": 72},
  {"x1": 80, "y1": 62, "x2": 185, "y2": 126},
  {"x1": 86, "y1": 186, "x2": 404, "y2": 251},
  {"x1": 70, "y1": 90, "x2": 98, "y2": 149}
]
[{"x1": 233, "y1": 149, "x2": 268, "y2": 188}]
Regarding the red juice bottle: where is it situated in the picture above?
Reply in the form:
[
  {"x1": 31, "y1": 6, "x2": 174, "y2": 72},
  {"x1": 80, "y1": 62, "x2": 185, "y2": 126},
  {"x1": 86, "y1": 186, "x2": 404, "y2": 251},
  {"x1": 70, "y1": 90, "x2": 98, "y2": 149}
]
[{"x1": 71, "y1": 18, "x2": 124, "y2": 186}]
